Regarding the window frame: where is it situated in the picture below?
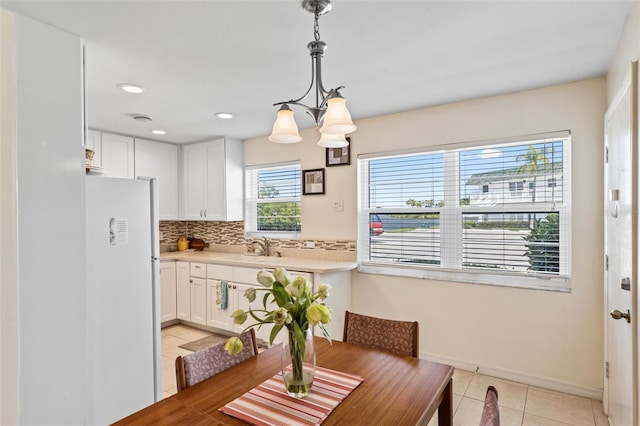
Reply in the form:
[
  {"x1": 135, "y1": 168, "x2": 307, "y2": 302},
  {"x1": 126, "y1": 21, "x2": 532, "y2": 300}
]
[
  {"x1": 357, "y1": 132, "x2": 572, "y2": 292},
  {"x1": 245, "y1": 161, "x2": 302, "y2": 239}
]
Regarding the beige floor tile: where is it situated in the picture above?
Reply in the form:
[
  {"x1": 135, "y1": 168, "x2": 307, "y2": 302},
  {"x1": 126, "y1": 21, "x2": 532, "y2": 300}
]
[
  {"x1": 163, "y1": 345, "x2": 194, "y2": 362},
  {"x1": 523, "y1": 413, "x2": 573, "y2": 425},
  {"x1": 525, "y1": 387, "x2": 595, "y2": 426},
  {"x1": 454, "y1": 397, "x2": 485, "y2": 426},
  {"x1": 164, "y1": 325, "x2": 213, "y2": 342},
  {"x1": 161, "y1": 334, "x2": 189, "y2": 351},
  {"x1": 453, "y1": 369, "x2": 475, "y2": 396},
  {"x1": 591, "y1": 400, "x2": 608, "y2": 426},
  {"x1": 465, "y1": 374, "x2": 528, "y2": 411},
  {"x1": 162, "y1": 391, "x2": 173, "y2": 399}
]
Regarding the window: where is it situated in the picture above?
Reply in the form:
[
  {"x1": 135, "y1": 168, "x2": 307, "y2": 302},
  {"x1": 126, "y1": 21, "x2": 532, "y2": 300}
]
[
  {"x1": 358, "y1": 132, "x2": 571, "y2": 291},
  {"x1": 245, "y1": 162, "x2": 301, "y2": 237}
]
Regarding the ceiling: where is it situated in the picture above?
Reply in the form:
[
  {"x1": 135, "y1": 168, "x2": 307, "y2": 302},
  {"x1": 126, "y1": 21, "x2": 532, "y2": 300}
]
[{"x1": 3, "y1": 0, "x2": 631, "y2": 144}]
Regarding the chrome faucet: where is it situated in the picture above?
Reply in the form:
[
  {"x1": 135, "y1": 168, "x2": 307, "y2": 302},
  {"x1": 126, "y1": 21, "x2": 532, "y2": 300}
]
[{"x1": 248, "y1": 236, "x2": 269, "y2": 256}]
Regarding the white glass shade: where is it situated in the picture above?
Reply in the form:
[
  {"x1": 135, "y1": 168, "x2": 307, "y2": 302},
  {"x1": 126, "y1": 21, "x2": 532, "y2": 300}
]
[
  {"x1": 320, "y1": 96, "x2": 356, "y2": 135},
  {"x1": 317, "y1": 132, "x2": 349, "y2": 148},
  {"x1": 269, "y1": 107, "x2": 303, "y2": 143}
]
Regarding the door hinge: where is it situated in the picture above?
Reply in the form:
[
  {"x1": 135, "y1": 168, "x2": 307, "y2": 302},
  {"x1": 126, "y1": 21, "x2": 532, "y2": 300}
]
[
  {"x1": 605, "y1": 254, "x2": 609, "y2": 272},
  {"x1": 605, "y1": 361, "x2": 610, "y2": 379},
  {"x1": 605, "y1": 146, "x2": 609, "y2": 164}
]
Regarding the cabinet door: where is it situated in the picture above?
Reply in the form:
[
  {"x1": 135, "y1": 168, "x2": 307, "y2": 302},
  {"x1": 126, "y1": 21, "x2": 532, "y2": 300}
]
[
  {"x1": 160, "y1": 262, "x2": 177, "y2": 322},
  {"x1": 190, "y1": 277, "x2": 207, "y2": 325},
  {"x1": 181, "y1": 143, "x2": 208, "y2": 220},
  {"x1": 204, "y1": 140, "x2": 225, "y2": 220},
  {"x1": 206, "y1": 279, "x2": 233, "y2": 331},
  {"x1": 176, "y1": 261, "x2": 191, "y2": 321},
  {"x1": 101, "y1": 133, "x2": 134, "y2": 178},
  {"x1": 85, "y1": 129, "x2": 102, "y2": 167},
  {"x1": 134, "y1": 139, "x2": 179, "y2": 220}
]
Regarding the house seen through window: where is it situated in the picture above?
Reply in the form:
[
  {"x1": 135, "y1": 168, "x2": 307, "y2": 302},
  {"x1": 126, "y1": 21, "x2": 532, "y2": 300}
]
[
  {"x1": 357, "y1": 132, "x2": 570, "y2": 290},
  {"x1": 245, "y1": 162, "x2": 301, "y2": 237}
]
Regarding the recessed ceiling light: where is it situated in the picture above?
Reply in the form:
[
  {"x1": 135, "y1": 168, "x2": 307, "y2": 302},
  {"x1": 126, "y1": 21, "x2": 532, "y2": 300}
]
[
  {"x1": 128, "y1": 113, "x2": 153, "y2": 123},
  {"x1": 117, "y1": 83, "x2": 145, "y2": 94},
  {"x1": 215, "y1": 112, "x2": 233, "y2": 119},
  {"x1": 152, "y1": 130, "x2": 166, "y2": 135}
]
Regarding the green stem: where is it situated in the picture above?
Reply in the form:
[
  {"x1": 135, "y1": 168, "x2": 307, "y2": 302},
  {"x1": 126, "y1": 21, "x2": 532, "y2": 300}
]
[{"x1": 289, "y1": 330, "x2": 305, "y2": 381}]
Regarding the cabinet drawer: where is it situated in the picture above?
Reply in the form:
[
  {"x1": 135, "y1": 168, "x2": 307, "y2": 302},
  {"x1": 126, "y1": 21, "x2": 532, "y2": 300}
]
[
  {"x1": 190, "y1": 262, "x2": 207, "y2": 278},
  {"x1": 207, "y1": 264, "x2": 234, "y2": 280},
  {"x1": 233, "y1": 267, "x2": 261, "y2": 285}
]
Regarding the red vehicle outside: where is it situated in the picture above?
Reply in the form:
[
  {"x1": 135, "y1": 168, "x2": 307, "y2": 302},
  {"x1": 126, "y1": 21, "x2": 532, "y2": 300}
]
[{"x1": 370, "y1": 214, "x2": 384, "y2": 236}]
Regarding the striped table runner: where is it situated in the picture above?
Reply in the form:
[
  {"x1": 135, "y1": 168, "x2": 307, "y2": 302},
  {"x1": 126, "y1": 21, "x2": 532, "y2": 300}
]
[{"x1": 220, "y1": 366, "x2": 364, "y2": 425}]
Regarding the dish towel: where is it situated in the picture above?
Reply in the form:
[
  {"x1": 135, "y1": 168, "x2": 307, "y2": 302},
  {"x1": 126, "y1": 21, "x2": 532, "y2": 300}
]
[{"x1": 216, "y1": 280, "x2": 228, "y2": 309}]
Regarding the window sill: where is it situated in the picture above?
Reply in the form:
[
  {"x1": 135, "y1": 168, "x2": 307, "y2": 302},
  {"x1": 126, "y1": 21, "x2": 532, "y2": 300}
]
[{"x1": 357, "y1": 262, "x2": 570, "y2": 292}]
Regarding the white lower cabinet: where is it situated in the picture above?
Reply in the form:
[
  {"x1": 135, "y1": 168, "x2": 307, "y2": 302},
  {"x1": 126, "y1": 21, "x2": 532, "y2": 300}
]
[
  {"x1": 171, "y1": 261, "x2": 351, "y2": 344},
  {"x1": 176, "y1": 261, "x2": 191, "y2": 321},
  {"x1": 160, "y1": 261, "x2": 177, "y2": 322},
  {"x1": 190, "y1": 277, "x2": 207, "y2": 325}
]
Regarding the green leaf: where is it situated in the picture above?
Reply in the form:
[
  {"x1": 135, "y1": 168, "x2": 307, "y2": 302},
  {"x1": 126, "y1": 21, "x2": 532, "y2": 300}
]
[
  {"x1": 318, "y1": 323, "x2": 332, "y2": 344},
  {"x1": 269, "y1": 323, "x2": 283, "y2": 345},
  {"x1": 271, "y1": 282, "x2": 290, "y2": 307}
]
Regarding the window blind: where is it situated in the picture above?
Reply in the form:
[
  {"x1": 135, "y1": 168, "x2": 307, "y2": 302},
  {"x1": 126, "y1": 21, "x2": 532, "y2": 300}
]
[
  {"x1": 245, "y1": 162, "x2": 301, "y2": 235},
  {"x1": 358, "y1": 132, "x2": 570, "y2": 289}
]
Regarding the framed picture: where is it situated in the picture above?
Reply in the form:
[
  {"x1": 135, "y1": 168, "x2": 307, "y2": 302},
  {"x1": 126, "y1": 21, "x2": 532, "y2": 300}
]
[
  {"x1": 302, "y1": 168, "x2": 325, "y2": 195},
  {"x1": 325, "y1": 137, "x2": 351, "y2": 167}
]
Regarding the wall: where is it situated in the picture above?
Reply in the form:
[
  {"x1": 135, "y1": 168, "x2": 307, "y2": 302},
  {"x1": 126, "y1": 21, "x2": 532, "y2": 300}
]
[
  {"x1": 245, "y1": 78, "x2": 606, "y2": 396},
  {"x1": 12, "y1": 13, "x2": 87, "y2": 424},
  {"x1": 0, "y1": 8, "x2": 18, "y2": 425},
  {"x1": 607, "y1": 1, "x2": 640, "y2": 105}
]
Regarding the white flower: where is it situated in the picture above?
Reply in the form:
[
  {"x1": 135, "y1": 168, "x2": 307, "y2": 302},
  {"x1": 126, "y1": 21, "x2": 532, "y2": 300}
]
[
  {"x1": 286, "y1": 276, "x2": 309, "y2": 297},
  {"x1": 256, "y1": 270, "x2": 275, "y2": 288},
  {"x1": 273, "y1": 267, "x2": 291, "y2": 285},
  {"x1": 315, "y1": 283, "x2": 331, "y2": 300}
]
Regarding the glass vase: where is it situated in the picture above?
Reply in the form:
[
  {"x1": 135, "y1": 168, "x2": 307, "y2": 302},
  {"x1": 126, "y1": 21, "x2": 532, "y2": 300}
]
[{"x1": 281, "y1": 327, "x2": 316, "y2": 398}]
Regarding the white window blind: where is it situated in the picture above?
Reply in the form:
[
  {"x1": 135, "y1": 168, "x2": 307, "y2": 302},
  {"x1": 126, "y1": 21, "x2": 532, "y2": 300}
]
[
  {"x1": 358, "y1": 132, "x2": 571, "y2": 290},
  {"x1": 245, "y1": 162, "x2": 301, "y2": 237}
]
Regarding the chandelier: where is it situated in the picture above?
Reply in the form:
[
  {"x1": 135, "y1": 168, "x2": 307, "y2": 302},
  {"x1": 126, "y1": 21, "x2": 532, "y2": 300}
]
[{"x1": 268, "y1": 0, "x2": 356, "y2": 148}]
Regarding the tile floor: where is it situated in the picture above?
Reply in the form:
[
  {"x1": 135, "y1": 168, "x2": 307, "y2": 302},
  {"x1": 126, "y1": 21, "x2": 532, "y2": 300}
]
[{"x1": 161, "y1": 324, "x2": 609, "y2": 426}]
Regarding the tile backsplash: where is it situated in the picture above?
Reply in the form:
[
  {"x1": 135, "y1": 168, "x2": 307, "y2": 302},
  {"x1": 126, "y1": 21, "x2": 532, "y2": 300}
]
[{"x1": 159, "y1": 221, "x2": 356, "y2": 261}]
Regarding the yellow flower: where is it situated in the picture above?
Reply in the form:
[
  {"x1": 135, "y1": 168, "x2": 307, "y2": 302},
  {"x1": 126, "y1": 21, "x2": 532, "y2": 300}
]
[
  {"x1": 244, "y1": 287, "x2": 257, "y2": 303},
  {"x1": 256, "y1": 270, "x2": 275, "y2": 288},
  {"x1": 230, "y1": 309, "x2": 247, "y2": 325},
  {"x1": 224, "y1": 336, "x2": 243, "y2": 355},
  {"x1": 308, "y1": 303, "x2": 331, "y2": 325},
  {"x1": 273, "y1": 267, "x2": 291, "y2": 285}
]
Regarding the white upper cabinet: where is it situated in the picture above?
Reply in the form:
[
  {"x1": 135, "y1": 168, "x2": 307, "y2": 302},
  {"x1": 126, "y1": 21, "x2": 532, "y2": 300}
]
[
  {"x1": 181, "y1": 137, "x2": 244, "y2": 221},
  {"x1": 101, "y1": 132, "x2": 134, "y2": 178},
  {"x1": 85, "y1": 129, "x2": 102, "y2": 167},
  {"x1": 134, "y1": 138, "x2": 179, "y2": 220}
]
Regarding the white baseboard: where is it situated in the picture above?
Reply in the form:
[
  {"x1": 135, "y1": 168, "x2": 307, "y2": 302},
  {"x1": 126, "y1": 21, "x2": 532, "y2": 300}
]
[{"x1": 422, "y1": 351, "x2": 603, "y2": 401}]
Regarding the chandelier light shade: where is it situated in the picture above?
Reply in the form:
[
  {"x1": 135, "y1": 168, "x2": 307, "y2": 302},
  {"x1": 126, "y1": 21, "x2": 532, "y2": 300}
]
[
  {"x1": 269, "y1": 0, "x2": 356, "y2": 144},
  {"x1": 319, "y1": 95, "x2": 356, "y2": 135},
  {"x1": 268, "y1": 105, "x2": 303, "y2": 143},
  {"x1": 317, "y1": 132, "x2": 349, "y2": 148}
]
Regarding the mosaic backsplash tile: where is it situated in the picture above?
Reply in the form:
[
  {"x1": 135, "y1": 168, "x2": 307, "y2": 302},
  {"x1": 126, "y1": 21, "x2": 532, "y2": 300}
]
[{"x1": 159, "y1": 221, "x2": 356, "y2": 261}]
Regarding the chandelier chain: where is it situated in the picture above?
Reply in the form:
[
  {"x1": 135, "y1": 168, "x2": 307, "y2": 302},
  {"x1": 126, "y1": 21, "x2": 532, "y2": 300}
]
[{"x1": 314, "y1": 13, "x2": 321, "y2": 42}]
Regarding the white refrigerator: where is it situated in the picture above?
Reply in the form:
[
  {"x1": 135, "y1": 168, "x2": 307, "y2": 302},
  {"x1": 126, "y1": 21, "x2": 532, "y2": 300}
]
[{"x1": 85, "y1": 177, "x2": 161, "y2": 424}]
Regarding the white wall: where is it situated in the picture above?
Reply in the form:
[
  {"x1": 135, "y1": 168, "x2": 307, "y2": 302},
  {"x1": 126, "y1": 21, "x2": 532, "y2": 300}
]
[
  {"x1": 0, "y1": 8, "x2": 19, "y2": 425},
  {"x1": 607, "y1": 1, "x2": 640, "y2": 105},
  {"x1": 11, "y1": 13, "x2": 87, "y2": 424},
  {"x1": 245, "y1": 78, "x2": 606, "y2": 396}
]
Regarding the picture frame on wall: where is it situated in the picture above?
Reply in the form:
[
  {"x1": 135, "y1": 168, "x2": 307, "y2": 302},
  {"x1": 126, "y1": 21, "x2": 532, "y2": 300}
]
[
  {"x1": 325, "y1": 137, "x2": 351, "y2": 167},
  {"x1": 302, "y1": 168, "x2": 325, "y2": 195}
]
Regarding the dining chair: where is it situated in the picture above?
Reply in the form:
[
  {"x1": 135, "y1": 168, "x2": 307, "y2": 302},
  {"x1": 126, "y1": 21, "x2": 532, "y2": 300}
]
[
  {"x1": 479, "y1": 385, "x2": 500, "y2": 426},
  {"x1": 343, "y1": 310, "x2": 419, "y2": 358},
  {"x1": 175, "y1": 329, "x2": 258, "y2": 392}
]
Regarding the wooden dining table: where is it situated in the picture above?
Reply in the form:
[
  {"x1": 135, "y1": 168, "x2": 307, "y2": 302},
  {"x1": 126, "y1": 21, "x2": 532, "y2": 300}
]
[{"x1": 115, "y1": 337, "x2": 454, "y2": 426}]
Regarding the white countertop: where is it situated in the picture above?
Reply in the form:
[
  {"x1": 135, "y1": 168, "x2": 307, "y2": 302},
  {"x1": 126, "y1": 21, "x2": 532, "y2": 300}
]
[{"x1": 159, "y1": 251, "x2": 357, "y2": 273}]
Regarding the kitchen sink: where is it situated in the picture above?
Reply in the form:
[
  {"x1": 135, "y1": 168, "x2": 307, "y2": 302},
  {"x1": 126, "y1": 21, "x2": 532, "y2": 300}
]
[{"x1": 220, "y1": 254, "x2": 270, "y2": 263}]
